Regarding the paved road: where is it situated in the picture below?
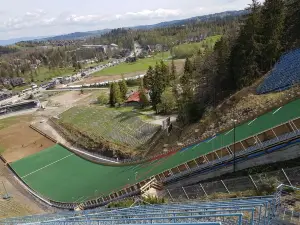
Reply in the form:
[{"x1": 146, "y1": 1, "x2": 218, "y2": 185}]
[{"x1": 43, "y1": 87, "x2": 109, "y2": 92}]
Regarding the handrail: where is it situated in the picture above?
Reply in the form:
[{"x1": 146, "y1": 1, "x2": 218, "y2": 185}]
[{"x1": 276, "y1": 184, "x2": 300, "y2": 191}]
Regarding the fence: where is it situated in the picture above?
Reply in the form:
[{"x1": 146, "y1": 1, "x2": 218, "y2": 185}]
[
  {"x1": 29, "y1": 124, "x2": 57, "y2": 144},
  {"x1": 166, "y1": 167, "x2": 300, "y2": 201}
]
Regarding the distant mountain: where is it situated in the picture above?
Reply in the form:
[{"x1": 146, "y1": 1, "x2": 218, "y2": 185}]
[
  {"x1": 132, "y1": 10, "x2": 247, "y2": 30},
  {"x1": 43, "y1": 29, "x2": 112, "y2": 41},
  {"x1": 0, "y1": 29, "x2": 111, "y2": 46},
  {"x1": 0, "y1": 36, "x2": 50, "y2": 46},
  {"x1": 0, "y1": 10, "x2": 247, "y2": 46}
]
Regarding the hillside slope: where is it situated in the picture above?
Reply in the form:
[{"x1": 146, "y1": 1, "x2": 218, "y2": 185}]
[{"x1": 149, "y1": 77, "x2": 300, "y2": 156}]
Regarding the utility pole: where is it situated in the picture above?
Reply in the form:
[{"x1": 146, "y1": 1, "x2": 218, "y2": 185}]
[{"x1": 233, "y1": 119, "x2": 237, "y2": 173}]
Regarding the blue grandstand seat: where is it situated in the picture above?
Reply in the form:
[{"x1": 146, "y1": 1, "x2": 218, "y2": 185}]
[
  {"x1": 0, "y1": 196, "x2": 277, "y2": 225},
  {"x1": 257, "y1": 48, "x2": 300, "y2": 94}
]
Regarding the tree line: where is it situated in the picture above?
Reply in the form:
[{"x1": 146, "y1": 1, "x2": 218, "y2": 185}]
[{"x1": 86, "y1": 14, "x2": 241, "y2": 50}]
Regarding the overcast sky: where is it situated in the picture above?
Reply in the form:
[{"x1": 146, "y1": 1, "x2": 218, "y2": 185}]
[{"x1": 0, "y1": 0, "x2": 265, "y2": 40}]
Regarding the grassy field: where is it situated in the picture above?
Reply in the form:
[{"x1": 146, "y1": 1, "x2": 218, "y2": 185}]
[
  {"x1": 30, "y1": 67, "x2": 74, "y2": 84},
  {"x1": 10, "y1": 98, "x2": 300, "y2": 203},
  {"x1": 0, "y1": 115, "x2": 32, "y2": 130},
  {"x1": 58, "y1": 106, "x2": 160, "y2": 152},
  {"x1": 93, "y1": 52, "x2": 170, "y2": 77},
  {"x1": 172, "y1": 35, "x2": 222, "y2": 59}
]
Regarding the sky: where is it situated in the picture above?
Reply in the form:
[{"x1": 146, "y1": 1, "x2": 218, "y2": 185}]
[{"x1": 0, "y1": 0, "x2": 265, "y2": 40}]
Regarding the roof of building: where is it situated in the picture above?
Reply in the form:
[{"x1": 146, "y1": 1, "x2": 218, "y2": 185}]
[{"x1": 126, "y1": 91, "x2": 140, "y2": 103}]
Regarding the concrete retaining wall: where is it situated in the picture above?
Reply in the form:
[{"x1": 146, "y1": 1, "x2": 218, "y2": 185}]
[
  {"x1": 29, "y1": 124, "x2": 57, "y2": 144},
  {"x1": 166, "y1": 142, "x2": 300, "y2": 189}
]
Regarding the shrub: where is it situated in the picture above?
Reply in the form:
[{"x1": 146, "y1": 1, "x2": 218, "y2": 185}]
[
  {"x1": 97, "y1": 93, "x2": 109, "y2": 105},
  {"x1": 256, "y1": 176, "x2": 279, "y2": 196},
  {"x1": 157, "y1": 88, "x2": 177, "y2": 114}
]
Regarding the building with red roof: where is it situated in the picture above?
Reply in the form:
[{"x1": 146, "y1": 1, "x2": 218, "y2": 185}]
[{"x1": 125, "y1": 90, "x2": 150, "y2": 107}]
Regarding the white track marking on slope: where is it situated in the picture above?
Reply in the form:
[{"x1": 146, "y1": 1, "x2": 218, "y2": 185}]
[
  {"x1": 225, "y1": 128, "x2": 234, "y2": 135},
  {"x1": 273, "y1": 107, "x2": 282, "y2": 115},
  {"x1": 192, "y1": 143, "x2": 201, "y2": 149},
  {"x1": 207, "y1": 136, "x2": 217, "y2": 143},
  {"x1": 21, "y1": 154, "x2": 74, "y2": 179},
  {"x1": 248, "y1": 118, "x2": 257, "y2": 125}
]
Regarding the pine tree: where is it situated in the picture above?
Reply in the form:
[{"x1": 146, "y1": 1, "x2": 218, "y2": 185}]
[
  {"x1": 230, "y1": 0, "x2": 261, "y2": 88},
  {"x1": 119, "y1": 76, "x2": 128, "y2": 100},
  {"x1": 144, "y1": 66, "x2": 154, "y2": 89},
  {"x1": 169, "y1": 59, "x2": 176, "y2": 82},
  {"x1": 160, "y1": 60, "x2": 169, "y2": 86},
  {"x1": 184, "y1": 57, "x2": 193, "y2": 74},
  {"x1": 109, "y1": 83, "x2": 115, "y2": 107},
  {"x1": 214, "y1": 35, "x2": 236, "y2": 94},
  {"x1": 139, "y1": 79, "x2": 149, "y2": 108},
  {"x1": 113, "y1": 82, "x2": 122, "y2": 106},
  {"x1": 150, "y1": 63, "x2": 166, "y2": 112},
  {"x1": 259, "y1": 0, "x2": 285, "y2": 71},
  {"x1": 180, "y1": 58, "x2": 193, "y2": 86},
  {"x1": 283, "y1": 0, "x2": 300, "y2": 49}
]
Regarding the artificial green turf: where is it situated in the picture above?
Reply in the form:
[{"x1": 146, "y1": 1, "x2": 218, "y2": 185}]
[{"x1": 10, "y1": 99, "x2": 300, "y2": 203}]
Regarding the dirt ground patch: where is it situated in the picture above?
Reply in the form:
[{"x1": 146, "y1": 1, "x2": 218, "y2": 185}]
[
  {"x1": 0, "y1": 121, "x2": 55, "y2": 163},
  {"x1": 47, "y1": 91, "x2": 91, "y2": 107},
  {"x1": 173, "y1": 59, "x2": 185, "y2": 74},
  {"x1": 0, "y1": 162, "x2": 49, "y2": 219}
]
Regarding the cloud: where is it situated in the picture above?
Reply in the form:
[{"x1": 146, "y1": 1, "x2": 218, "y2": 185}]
[
  {"x1": 64, "y1": 14, "x2": 108, "y2": 25},
  {"x1": 120, "y1": 8, "x2": 181, "y2": 20},
  {"x1": 0, "y1": 9, "x2": 54, "y2": 31},
  {"x1": 0, "y1": 1, "x2": 262, "y2": 39},
  {"x1": 0, "y1": 8, "x2": 184, "y2": 32}
]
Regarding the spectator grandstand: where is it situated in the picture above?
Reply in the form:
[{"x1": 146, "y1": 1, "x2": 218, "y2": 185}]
[
  {"x1": 0, "y1": 184, "x2": 298, "y2": 225},
  {"x1": 0, "y1": 100, "x2": 38, "y2": 115},
  {"x1": 257, "y1": 48, "x2": 300, "y2": 94},
  {"x1": 0, "y1": 196, "x2": 278, "y2": 224}
]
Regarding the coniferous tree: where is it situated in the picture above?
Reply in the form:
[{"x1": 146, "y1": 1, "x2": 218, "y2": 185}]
[
  {"x1": 119, "y1": 76, "x2": 128, "y2": 100},
  {"x1": 259, "y1": 0, "x2": 285, "y2": 71},
  {"x1": 160, "y1": 60, "x2": 169, "y2": 86},
  {"x1": 283, "y1": 0, "x2": 300, "y2": 49},
  {"x1": 113, "y1": 82, "x2": 122, "y2": 106},
  {"x1": 169, "y1": 59, "x2": 176, "y2": 82},
  {"x1": 144, "y1": 66, "x2": 154, "y2": 89},
  {"x1": 214, "y1": 35, "x2": 236, "y2": 97},
  {"x1": 184, "y1": 57, "x2": 193, "y2": 74},
  {"x1": 230, "y1": 0, "x2": 261, "y2": 88},
  {"x1": 180, "y1": 58, "x2": 193, "y2": 86},
  {"x1": 150, "y1": 62, "x2": 167, "y2": 112},
  {"x1": 109, "y1": 83, "x2": 115, "y2": 107},
  {"x1": 139, "y1": 79, "x2": 149, "y2": 108}
]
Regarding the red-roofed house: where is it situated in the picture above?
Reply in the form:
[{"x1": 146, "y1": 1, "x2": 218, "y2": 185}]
[{"x1": 125, "y1": 90, "x2": 150, "y2": 107}]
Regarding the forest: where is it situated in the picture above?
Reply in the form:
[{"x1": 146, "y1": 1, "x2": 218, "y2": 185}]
[{"x1": 141, "y1": 0, "x2": 300, "y2": 124}]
